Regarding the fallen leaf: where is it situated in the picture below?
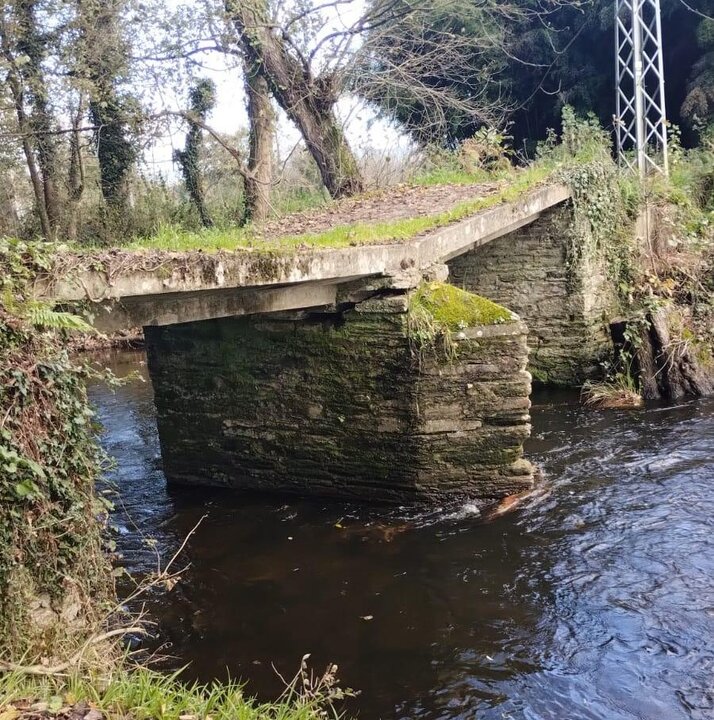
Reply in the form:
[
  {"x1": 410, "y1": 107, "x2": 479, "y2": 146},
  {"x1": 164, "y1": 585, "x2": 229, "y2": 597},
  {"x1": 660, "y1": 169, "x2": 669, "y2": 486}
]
[{"x1": 0, "y1": 707, "x2": 20, "y2": 720}]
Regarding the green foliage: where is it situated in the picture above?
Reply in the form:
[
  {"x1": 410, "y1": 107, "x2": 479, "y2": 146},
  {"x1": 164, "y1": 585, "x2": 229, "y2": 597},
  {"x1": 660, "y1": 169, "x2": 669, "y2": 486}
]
[
  {"x1": 0, "y1": 238, "x2": 112, "y2": 661},
  {"x1": 365, "y1": 0, "x2": 709, "y2": 150},
  {"x1": 538, "y1": 105, "x2": 612, "y2": 165},
  {"x1": 539, "y1": 108, "x2": 641, "y2": 298},
  {"x1": 413, "y1": 129, "x2": 513, "y2": 185},
  {"x1": 681, "y1": 17, "x2": 714, "y2": 129},
  {"x1": 0, "y1": 661, "x2": 352, "y2": 720}
]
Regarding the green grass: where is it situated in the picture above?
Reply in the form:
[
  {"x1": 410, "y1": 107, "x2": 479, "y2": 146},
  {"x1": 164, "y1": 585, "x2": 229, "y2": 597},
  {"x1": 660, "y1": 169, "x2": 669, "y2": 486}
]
[
  {"x1": 0, "y1": 665, "x2": 348, "y2": 720},
  {"x1": 411, "y1": 167, "x2": 492, "y2": 186},
  {"x1": 109, "y1": 164, "x2": 554, "y2": 255},
  {"x1": 273, "y1": 189, "x2": 329, "y2": 216}
]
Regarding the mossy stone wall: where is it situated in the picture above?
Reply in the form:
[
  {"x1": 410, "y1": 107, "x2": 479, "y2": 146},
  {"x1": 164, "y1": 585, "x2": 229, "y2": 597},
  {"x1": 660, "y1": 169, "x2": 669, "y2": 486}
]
[
  {"x1": 447, "y1": 205, "x2": 616, "y2": 385},
  {"x1": 145, "y1": 294, "x2": 534, "y2": 504}
]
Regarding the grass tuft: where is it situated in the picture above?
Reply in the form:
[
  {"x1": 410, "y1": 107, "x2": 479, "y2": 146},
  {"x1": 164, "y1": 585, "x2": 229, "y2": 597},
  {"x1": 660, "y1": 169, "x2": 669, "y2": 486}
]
[
  {"x1": 581, "y1": 379, "x2": 643, "y2": 409},
  {"x1": 0, "y1": 660, "x2": 351, "y2": 720}
]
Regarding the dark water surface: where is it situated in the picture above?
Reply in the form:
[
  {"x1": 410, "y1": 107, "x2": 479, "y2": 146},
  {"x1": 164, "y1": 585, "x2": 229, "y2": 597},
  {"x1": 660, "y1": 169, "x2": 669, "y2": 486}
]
[{"x1": 90, "y1": 351, "x2": 714, "y2": 720}]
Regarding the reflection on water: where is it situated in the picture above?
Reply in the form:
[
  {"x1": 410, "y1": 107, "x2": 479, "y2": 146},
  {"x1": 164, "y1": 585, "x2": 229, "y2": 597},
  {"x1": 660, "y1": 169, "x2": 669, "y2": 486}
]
[{"x1": 89, "y1": 351, "x2": 714, "y2": 720}]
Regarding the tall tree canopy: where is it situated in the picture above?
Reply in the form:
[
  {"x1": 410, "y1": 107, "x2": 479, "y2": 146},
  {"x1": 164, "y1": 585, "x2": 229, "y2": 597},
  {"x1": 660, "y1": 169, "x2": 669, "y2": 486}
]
[{"x1": 363, "y1": 0, "x2": 714, "y2": 149}]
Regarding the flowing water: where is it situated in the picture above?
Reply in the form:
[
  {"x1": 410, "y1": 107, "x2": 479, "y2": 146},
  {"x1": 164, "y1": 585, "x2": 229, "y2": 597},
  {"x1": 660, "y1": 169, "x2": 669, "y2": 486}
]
[{"x1": 90, "y1": 351, "x2": 714, "y2": 720}]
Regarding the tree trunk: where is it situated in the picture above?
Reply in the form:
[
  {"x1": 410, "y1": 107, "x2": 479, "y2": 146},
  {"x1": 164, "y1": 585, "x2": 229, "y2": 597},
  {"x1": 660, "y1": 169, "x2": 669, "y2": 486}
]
[
  {"x1": 637, "y1": 308, "x2": 714, "y2": 400},
  {"x1": 243, "y1": 61, "x2": 274, "y2": 223},
  {"x1": 1, "y1": 3, "x2": 60, "y2": 238},
  {"x1": 67, "y1": 99, "x2": 86, "y2": 242},
  {"x1": 226, "y1": 0, "x2": 363, "y2": 199},
  {"x1": 78, "y1": 0, "x2": 136, "y2": 213}
]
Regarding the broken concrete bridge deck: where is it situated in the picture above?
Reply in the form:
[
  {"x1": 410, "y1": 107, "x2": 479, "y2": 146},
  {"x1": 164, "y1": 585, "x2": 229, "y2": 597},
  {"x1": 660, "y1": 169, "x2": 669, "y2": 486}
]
[{"x1": 39, "y1": 183, "x2": 571, "y2": 331}]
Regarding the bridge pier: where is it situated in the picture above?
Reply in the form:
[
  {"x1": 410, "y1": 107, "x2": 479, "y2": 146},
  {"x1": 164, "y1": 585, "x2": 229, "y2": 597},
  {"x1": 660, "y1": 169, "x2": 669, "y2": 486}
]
[{"x1": 145, "y1": 284, "x2": 534, "y2": 505}]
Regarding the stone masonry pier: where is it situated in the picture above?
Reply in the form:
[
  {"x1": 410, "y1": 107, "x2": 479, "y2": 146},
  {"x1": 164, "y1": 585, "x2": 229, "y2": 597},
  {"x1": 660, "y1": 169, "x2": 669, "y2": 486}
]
[
  {"x1": 145, "y1": 290, "x2": 534, "y2": 504},
  {"x1": 448, "y1": 205, "x2": 616, "y2": 385}
]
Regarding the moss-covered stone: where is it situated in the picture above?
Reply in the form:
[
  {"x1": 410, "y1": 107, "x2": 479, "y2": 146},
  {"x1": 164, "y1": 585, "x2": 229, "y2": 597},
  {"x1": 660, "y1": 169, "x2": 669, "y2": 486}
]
[{"x1": 410, "y1": 282, "x2": 514, "y2": 330}]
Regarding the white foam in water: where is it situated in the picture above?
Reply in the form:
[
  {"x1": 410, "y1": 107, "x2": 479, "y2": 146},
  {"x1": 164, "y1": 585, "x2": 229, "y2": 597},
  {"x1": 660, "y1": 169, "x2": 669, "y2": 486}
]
[{"x1": 442, "y1": 502, "x2": 482, "y2": 521}]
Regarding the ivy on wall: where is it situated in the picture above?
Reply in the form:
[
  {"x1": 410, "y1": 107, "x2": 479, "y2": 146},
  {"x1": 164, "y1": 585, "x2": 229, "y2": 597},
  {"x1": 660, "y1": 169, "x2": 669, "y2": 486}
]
[{"x1": 0, "y1": 239, "x2": 113, "y2": 660}]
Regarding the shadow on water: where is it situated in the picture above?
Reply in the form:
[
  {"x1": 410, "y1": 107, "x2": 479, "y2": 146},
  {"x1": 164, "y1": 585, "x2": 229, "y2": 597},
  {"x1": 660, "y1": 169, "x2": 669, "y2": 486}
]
[{"x1": 88, "y1": 350, "x2": 714, "y2": 720}]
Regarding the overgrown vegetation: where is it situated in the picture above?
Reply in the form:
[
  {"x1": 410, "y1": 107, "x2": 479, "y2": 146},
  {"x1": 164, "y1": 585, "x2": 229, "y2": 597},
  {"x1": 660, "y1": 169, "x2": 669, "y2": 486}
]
[
  {"x1": 111, "y1": 164, "x2": 552, "y2": 253},
  {"x1": 539, "y1": 108, "x2": 714, "y2": 405},
  {"x1": 0, "y1": 239, "x2": 112, "y2": 660}
]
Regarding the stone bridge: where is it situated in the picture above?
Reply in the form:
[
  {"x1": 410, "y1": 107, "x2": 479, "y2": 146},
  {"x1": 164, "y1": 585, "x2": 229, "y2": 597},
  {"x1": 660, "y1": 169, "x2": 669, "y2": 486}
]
[{"x1": 41, "y1": 183, "x2": 619, "y2": 507}]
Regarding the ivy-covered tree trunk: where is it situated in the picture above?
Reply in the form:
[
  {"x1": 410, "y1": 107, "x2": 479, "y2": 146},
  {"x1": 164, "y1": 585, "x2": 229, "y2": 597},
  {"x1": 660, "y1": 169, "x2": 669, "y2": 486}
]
[
  {"x1": 0, "y1": 0, "x2": 61, "y2": 239},
  {"x1": 76, "y1": 0, "x2": 137, "y2": 214},
  {"x1": 243, "y1": 61, "x2": 274, "y2": 223},
  {"x1": 226, "y1": 0, "x2": 363, "y2": 199},
  {"x1": 174, "y1": 79, "x2": 216, "y2": 228}
]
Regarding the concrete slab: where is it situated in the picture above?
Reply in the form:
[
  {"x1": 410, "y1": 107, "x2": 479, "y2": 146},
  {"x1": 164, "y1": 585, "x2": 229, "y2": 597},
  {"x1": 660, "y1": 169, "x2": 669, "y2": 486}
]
[{"x1": 39, "y1": 183, "x2": 571, "y2": 328}]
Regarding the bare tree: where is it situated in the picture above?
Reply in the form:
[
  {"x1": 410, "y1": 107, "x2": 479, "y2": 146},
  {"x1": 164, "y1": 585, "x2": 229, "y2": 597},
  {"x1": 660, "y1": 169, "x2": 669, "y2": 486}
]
[
  {"x1": 222, "y1": 0, "x2": 563, "y2": 197},
  {"x1": 225, "y1": 0, "x2": 364, "y2": 198}
]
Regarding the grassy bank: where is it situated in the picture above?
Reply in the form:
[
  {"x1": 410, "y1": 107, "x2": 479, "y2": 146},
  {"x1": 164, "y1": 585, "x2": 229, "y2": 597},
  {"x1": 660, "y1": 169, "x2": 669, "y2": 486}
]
[{"x1": 0, "y1": 661, "x2": 349, "y2": 720}]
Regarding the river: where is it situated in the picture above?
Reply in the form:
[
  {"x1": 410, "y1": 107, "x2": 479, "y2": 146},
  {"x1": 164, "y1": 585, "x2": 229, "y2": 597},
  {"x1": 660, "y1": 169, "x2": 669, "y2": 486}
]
[{"x1": 89, "y1": 350, "x2": 714, "y2": 720}]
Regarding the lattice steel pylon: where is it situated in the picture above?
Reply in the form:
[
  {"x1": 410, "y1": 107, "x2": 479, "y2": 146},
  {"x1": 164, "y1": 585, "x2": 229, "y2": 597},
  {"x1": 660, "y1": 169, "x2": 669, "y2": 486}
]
[{"x1": 615, "y1": 0, "x2": 669, "y2": 177}]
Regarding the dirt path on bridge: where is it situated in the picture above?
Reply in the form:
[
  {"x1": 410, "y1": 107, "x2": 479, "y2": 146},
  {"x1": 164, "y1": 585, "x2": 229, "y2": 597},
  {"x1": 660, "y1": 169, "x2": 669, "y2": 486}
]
[{"x1": 257, "y1": 180, "x2": 504, "y2": 239}]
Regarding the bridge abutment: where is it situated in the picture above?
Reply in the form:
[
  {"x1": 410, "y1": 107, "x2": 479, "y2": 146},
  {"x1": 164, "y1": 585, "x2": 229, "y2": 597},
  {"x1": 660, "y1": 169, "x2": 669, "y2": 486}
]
[
  {"x1": 145, "y1": 284, "x2": 534, "y2": 505},
  {"x1": 448, "y1": 205, "x2": 616, "y2": 385}
]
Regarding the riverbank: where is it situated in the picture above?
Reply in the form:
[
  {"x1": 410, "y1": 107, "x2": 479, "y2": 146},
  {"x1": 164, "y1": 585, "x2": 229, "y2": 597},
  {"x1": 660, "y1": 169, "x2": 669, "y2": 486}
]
[
  {"x1": 0, "y1": 240, "x2": 350, "y2": 720},
  {"x1": 0, "y1": 661, "x2": 351, "y2": 720}
]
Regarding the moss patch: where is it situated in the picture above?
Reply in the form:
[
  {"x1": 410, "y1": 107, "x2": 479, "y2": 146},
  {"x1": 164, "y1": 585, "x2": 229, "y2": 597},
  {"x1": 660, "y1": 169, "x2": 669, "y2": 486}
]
[{"x1": 411, "y1": 282, "x2": 514, "y2": 330}]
